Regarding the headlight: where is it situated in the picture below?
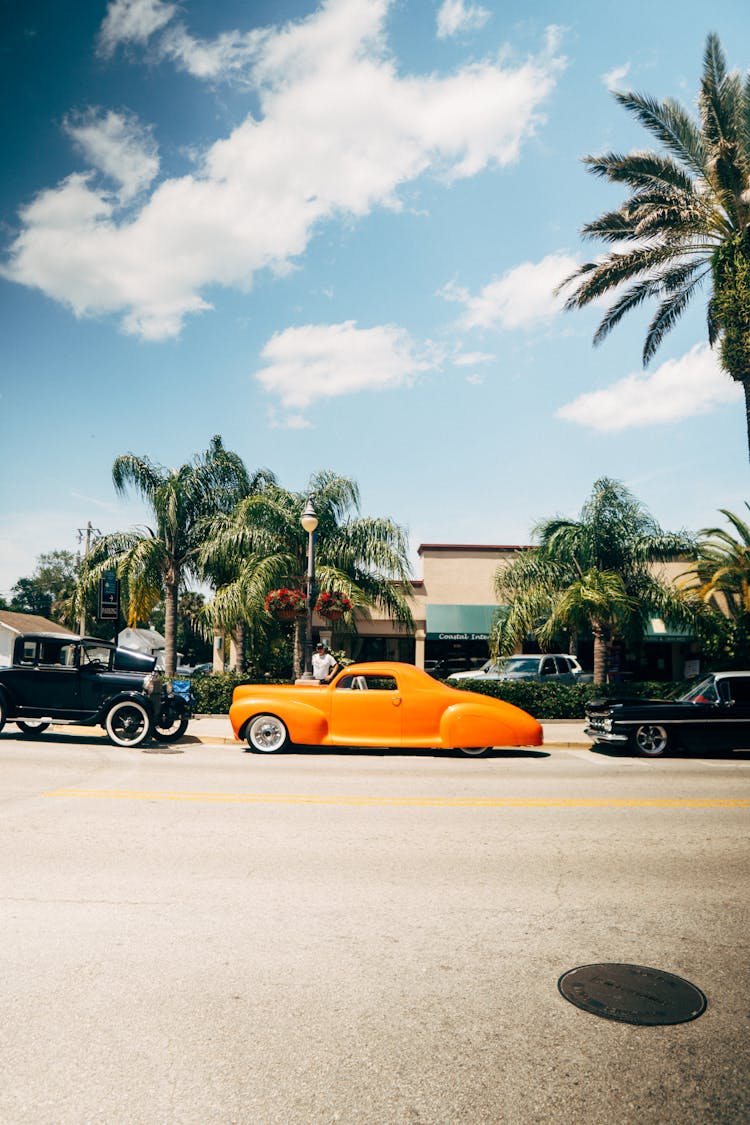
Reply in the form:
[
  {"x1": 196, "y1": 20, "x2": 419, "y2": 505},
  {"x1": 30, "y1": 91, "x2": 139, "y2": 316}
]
[
  {"x1": 603, "y1": 718, "x2": 613, "y2": 731},
  {"x1": 143, "y1": 671, "x2": 162, "y2": 696}
]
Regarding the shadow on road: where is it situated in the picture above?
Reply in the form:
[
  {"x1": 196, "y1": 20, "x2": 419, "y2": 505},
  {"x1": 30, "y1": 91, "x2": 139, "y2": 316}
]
[
  {"x1": 589, "y1": 744, "x2": 750, "y2": 761},
  {"x1": 245, "y1": 745, "x2": 550, "y2": 759}
]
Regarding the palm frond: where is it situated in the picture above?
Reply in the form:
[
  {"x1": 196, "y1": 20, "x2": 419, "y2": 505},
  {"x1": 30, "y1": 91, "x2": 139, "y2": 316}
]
[
  {"x1": 583, "y1": 150, "x2": 696, "y2": 194},
  {"x1": 614, "y1": 91, "x2": 707, "y2": 178},
  {"x1": 642, "y1": 276, "x2": 705, "y2": 363}
]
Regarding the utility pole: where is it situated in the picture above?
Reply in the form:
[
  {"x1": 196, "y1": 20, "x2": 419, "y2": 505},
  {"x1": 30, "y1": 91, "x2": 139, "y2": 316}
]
[{"x1": 76, "y1": 520, "x2": 100, "y2": 635}]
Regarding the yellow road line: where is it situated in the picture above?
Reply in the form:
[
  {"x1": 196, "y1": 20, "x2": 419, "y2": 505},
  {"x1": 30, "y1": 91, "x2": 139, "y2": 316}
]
[{"x1": 44, "y1": 789, "x2": 750, "y2": 808}]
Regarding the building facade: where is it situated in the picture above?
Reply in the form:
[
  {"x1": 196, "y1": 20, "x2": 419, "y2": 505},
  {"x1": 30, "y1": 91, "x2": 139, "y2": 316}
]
[{"x1": 329, "y1": 544, "x2": 700, "y2": 682}]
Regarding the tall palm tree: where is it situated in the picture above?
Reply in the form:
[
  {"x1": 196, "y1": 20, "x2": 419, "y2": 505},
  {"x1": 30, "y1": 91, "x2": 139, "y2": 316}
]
[
  {"x1": 688, "y1": 503, "x2": 750, "y2": 618},
  {"x1": 199, "y1": 468, "x2": 277, "y2": 673},
  {"x1": 682, "y1": 503, "x2": 750, "y2": 667},
  {"x1": 76, "y1": 436, "x2": 250, "y2": 677},
  {"x1": 203, "y1": 471, "x2": 414, "y2": 679},
  {"x1": 560, "y1": 34, "x2": 750, "y2": 458},
  {"x1": 493, "y1": 478, "x2": 694, "y2": 682}
]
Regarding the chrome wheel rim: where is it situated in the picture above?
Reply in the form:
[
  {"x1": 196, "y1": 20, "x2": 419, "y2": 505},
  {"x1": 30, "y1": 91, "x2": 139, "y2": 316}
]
[
  {"x1": 634, "y1": 725, "x2": 668, "y2": 756},
  {"x1": 249, "y1": 715, "x2": 287, "y2": 752}
]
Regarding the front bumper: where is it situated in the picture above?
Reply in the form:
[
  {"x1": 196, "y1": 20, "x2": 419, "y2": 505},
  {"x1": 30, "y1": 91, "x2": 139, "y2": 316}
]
[{"x1": 583, "y1": 725, "x2": 628, "y2": 744}]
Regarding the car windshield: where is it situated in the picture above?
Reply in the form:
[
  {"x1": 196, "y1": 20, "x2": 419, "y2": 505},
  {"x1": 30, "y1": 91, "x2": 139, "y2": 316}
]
[
  {"x1": 501, "y1": 657, "x2": 540, "y2": 674},
  {"x1": 679, "y1": 676, "x2": 719, "y2": 704}
]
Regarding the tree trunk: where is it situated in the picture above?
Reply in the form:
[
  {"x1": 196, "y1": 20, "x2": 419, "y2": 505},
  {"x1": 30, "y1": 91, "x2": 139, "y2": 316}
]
[
  {"x1": 164, "y1": 577, "x2": 179, "y2": 679},
  {"x1": 592, "y1": 626, "x2": 607, "y2": 685},
  {"x1": 230, "y1": 622, "x2": 245, "y2": 673}
]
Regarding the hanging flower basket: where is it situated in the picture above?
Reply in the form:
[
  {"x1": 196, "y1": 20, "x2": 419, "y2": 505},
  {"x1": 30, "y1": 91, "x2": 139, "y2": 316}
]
[
  {"x1": 265, "y1": 588, "x2": 306, "y2": 621},
  {"x1": 315, "y1": 590, "x2": 353, "y2": 620}
]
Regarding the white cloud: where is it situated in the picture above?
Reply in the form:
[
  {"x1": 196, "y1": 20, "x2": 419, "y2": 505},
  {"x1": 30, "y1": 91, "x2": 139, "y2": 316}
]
[
  {"x1": 602, "y1": 62, "x2": 630, "y2": 90},
  {"x1": 254, "y1": 321, "x2": 434, "y2": 412},
  {"x1": 160, "y1": 25, "x2": 265, "y2": 79},
  {"x1": 436, "y1": 0, "x2": 490, "y2": 40},
  {"x1": 2, "y1": 0, "x2": 564, "y2": 340},
  {"x1": 98, "y1": 0, "x2": 177, "y2": 56},
  {"x1": 64, "y1": 110, "x2": 159, "y2": 201},
  {"x1": 556, "y1": 343, "x2": 742, "y2": 432},
  {"x1": 442, "y1": 251, "x2": 578, "y2": 331},
  {"x1": 452, "y1": 349, "x2": 495, "y2": 366}
]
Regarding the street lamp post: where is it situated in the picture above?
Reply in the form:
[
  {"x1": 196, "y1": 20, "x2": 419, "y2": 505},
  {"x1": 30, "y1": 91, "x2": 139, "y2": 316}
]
[{"x1": 300, "y1": 496, "x2": 319, "y2": 681}]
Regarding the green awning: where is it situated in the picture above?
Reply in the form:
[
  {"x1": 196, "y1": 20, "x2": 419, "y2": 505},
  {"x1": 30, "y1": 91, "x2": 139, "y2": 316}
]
[
  {"x1": 644, "y1": 618, "x2": 695, "y2": 644},
  {"x1": 426, "y1": 605, "x2": 501, "y2": 641}
]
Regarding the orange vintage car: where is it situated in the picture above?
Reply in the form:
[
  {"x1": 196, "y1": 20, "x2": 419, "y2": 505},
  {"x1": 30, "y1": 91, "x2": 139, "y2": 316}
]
[{"x1": 229, "y1": 661, "x2": 543, "y2": 756}]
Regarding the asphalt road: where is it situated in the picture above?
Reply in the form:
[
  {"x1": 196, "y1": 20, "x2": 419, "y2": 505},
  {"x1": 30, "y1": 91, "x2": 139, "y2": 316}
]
[{"x1": 1, "y1": 732, "x2": 748, "y2": 1125}]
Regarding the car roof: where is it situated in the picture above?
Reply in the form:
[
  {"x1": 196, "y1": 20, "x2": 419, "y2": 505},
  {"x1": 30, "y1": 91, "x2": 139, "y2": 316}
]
[
  {"x1": 18, "y1": 632, "x2": 79, "y2": 641},
  {"x1": 339, "y1": 661, "x2": 436, "y2": 682}
]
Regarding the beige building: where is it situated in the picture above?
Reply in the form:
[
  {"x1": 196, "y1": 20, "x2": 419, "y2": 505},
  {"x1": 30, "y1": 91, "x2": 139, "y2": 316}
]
[{"x1": 332, "y1": 543, "x2": 699, "y2": 682}]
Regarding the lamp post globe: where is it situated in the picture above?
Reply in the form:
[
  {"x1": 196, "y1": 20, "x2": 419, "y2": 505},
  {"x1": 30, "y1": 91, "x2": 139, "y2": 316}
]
[{"x1": 300, "y1": 496, "x2": 318, "y2": 679}]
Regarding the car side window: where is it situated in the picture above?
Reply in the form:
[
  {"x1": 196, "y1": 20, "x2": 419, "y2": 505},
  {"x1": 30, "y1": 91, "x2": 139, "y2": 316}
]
[
  {"x1": 81, "y1": 645, "x2": 112, "y2": 669},
  {"x1": 540, "y1": 658, "x2": 556, "y2": 676},
  {"x1": 337, "y1": 674, "x2": 396, "y2": 691},
  {"x1": 38, "y1": 641, "x2": 77, "y2": 666},
  {"x1": 362, "y1": 675, "x2": 397, "y2": 691},
  {"x1": 726, "y1": 678, "x2": 750, "y2": 704},
  {"x1": 19, "y1": 640, "x2": 37, "y2": 664}
]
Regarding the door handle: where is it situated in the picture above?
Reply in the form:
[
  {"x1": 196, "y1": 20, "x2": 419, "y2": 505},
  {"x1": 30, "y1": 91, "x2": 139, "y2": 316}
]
[{"x1": 391, "y1": 696, "x2": 402, "y2": 707}]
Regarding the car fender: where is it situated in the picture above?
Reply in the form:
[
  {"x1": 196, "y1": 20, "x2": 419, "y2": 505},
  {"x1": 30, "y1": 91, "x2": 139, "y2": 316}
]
[
  {"x1": 439, "y1": 700, "x2": 542, "y2": 749},
  {"x1": 95, "y1": 691, "x2": 157, "y2": 726},
  {"x1": 0, "y1": 683, "x2": 13, "y2": 716},
  {"x1": 232, "y1": 697, "x2": 329, "y2": 744}
]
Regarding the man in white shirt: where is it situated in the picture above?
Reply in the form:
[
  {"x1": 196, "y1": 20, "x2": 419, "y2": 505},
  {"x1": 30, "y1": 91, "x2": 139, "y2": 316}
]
[{"x1": 312, "y1": 641, "x2": 339, "y2": 683}]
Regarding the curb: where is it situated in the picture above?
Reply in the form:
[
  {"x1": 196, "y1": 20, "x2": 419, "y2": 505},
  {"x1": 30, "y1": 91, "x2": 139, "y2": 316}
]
[{"x1": 30, "y1": 724, "x2": 592, "y2": 751}]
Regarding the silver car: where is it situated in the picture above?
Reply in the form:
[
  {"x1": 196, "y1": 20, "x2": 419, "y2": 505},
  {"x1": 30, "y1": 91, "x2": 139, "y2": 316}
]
[{"x1": 449, "y1": 654, "x2": 587, "y2": 683}]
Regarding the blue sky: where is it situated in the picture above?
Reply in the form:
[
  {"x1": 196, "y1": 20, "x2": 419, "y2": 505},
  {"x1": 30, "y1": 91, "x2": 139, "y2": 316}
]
[{"x1": 1, "y1": 0, "x2": 748, "y2": 600}]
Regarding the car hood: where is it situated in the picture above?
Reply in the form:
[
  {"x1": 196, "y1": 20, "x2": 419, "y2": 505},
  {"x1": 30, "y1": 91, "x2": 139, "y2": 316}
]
[{"x1": 585, "y1": 696, "x2": 673, "y2": 712}]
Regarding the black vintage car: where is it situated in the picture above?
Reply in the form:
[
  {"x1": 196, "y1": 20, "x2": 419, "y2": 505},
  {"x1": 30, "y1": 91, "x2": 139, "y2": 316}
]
[
  {"x1": 585, "y1": 671, "x2": 750, "y2": 757},
  {"x1": 0, "y1": 633, "x2": 190, "y2": 748}
]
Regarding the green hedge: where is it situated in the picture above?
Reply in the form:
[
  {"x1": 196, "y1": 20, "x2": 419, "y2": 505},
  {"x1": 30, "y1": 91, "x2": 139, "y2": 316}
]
[
  {"x1": 189, "y1": 671, "x2": 690, "y2": 719},
  {"x1": 447, "y1": 679, "x2": 686, "y2": 720},
  {"x1": 189, "y1": 672, "x2": 288, "y2": 714}
]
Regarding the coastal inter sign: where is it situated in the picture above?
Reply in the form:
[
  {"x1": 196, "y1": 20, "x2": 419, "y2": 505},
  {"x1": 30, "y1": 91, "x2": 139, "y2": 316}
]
[{"x1": 425, "y1": 604, "x2": 500, "y2": 642}]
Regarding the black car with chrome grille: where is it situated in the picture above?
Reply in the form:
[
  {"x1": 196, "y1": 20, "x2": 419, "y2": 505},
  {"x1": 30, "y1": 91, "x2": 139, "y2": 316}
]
[
  {"x1": 585, "y1": 671, "x2": 750, "y2": 757},
  {"x1": 0, "y1": 633, "x2": 190, "y2": 748}
]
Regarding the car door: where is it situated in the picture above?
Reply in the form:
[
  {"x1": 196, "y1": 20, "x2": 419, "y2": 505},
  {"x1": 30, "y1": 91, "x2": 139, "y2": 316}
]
[
  {"x1": 16, "y1": 639, "x2": 82, "y2": 717},
  {"x1": 78, "y1": 642, "x2": 119, "y2": 713},
  {"x1": 555, "y1": 656, "x2": 576, "y2": 683},
  {"x1": 715, "y1": 677, "x2": 750, "y2": 750},
  {"x1": 329, "y1": 673, "x2": 403, "y2": 746}
]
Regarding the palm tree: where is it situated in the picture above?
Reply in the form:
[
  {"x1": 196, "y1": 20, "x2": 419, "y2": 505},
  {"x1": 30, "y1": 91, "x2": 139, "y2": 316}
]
[
  {"x1": 493, "y1": 479, "x2": 694, "y2": 682},
  {"x1": 203, "y1": 471, "x2": 414, "y2": 679},
  {"x1": 76, "y1": 436, "x2": 251, "y2": 677},
  {"x1": 683, "y1": 503, "x2": 750, "y2": 666},
  {"x1": 688, "y1": 503, "x2": 750, "y2": 617},
  {"x1": 560, "y1": 34, "x2": 750, "y2": 458}
]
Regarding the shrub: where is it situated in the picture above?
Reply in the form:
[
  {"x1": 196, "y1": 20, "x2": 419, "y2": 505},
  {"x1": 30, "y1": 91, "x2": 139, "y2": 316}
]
[
  {"x1": 190, "y1": 671, "x2": 289, "y2": 714},
  {"x1": 447, "y1": 679, "x2": 687, "y2": 720}
]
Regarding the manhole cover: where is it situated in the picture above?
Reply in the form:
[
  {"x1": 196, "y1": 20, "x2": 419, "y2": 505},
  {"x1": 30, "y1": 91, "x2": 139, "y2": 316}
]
[
  {"x1": 142, "y1": 746, "x2": 184, "y2": 755},
  {"x1": 558, "y1": 963, "x2": 707, "y2": 1025}
]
